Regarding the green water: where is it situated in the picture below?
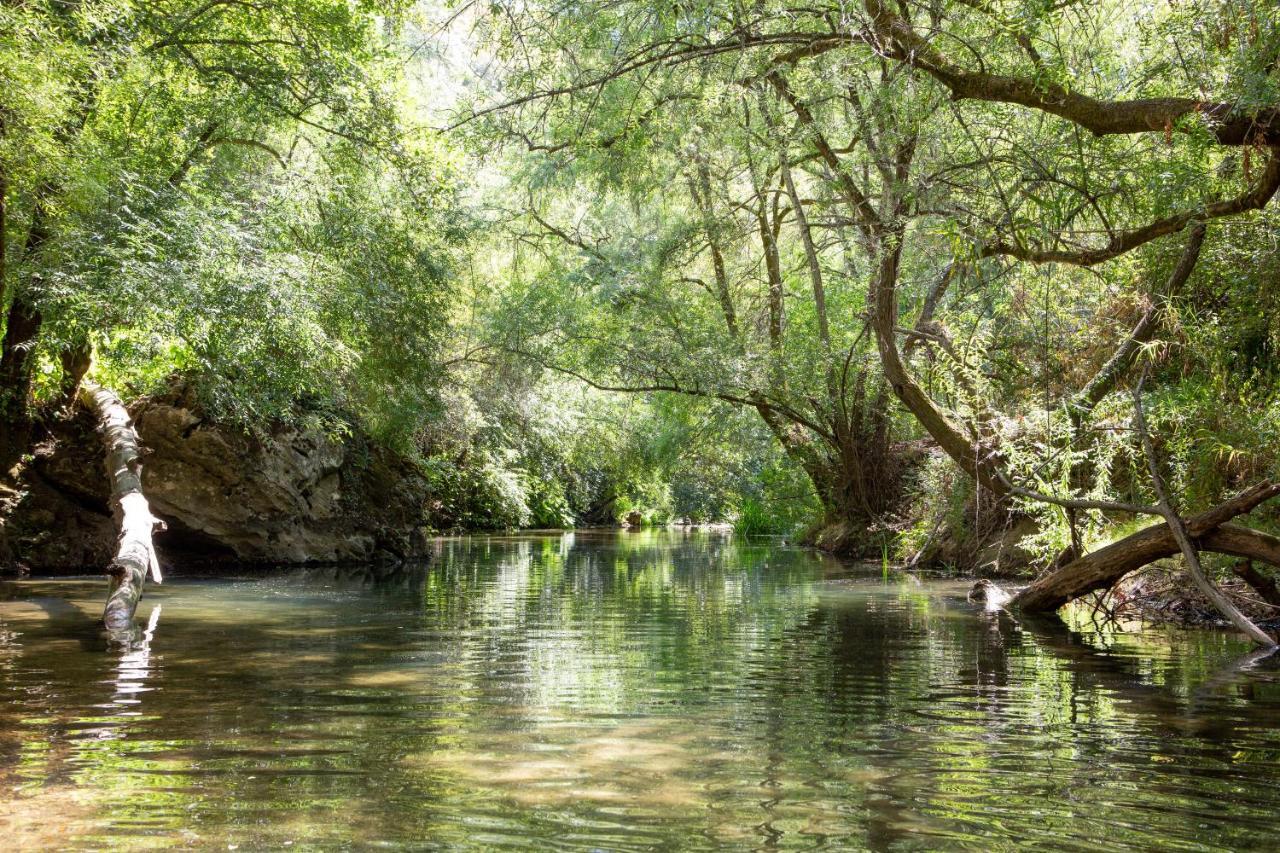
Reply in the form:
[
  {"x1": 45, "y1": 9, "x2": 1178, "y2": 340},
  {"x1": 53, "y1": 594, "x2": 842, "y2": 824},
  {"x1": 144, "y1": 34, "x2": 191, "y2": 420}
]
[{"x1": 2, "y1": 530, "x2": 1280, "y2": 850}]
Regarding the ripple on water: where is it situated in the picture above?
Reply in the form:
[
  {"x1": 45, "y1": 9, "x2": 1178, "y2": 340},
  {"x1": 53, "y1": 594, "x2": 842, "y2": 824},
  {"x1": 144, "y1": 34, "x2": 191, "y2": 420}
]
[{"x1": 4, "y1": 531, "x2": 1280, "y2": 850}]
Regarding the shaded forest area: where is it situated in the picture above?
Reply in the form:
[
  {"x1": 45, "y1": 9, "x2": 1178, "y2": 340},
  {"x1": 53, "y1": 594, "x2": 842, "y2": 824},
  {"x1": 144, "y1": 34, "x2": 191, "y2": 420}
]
[{"x1": 4, "y1": 0, "x2": 1280, "y2": 640}]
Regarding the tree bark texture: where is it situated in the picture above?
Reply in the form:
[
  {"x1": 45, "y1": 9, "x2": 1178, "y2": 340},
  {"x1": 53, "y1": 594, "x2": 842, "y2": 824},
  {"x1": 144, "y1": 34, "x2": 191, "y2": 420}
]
[
  {"x1": 79, "y1": 382, "x2": 164, "y2": 633},
  {"x1": 1012, "y1": 482, "x2": 1280, "y2": 612}
]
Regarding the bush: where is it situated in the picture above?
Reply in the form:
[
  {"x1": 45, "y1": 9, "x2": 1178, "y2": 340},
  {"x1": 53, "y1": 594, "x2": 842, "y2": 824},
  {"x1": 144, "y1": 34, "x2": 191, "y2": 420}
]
[
  {"x1": 421, "y1": 453, "x2": 532, "y2": 530},
  {"x1": 733, "y1": 498, "x2": 774, "y2": 536},
  {"x1": 526, "y1": 473, "x2": 574, "y2": 528}
]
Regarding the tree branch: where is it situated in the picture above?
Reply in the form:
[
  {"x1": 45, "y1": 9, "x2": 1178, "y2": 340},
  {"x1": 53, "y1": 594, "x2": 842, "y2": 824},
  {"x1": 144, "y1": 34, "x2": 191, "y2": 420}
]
[
  {"x1": 1131, "y1": 370, "x2": 1275, "y2": 646},
  {"x1": 1013, "y1": 482, "x2": 1280, "y2": 612},
  {"x1": 980, "y1": 156, "x2": 1280, "y2": 267},
  {"x1": 863, "y1": 0, "x2": 1280, "y2": 146}
]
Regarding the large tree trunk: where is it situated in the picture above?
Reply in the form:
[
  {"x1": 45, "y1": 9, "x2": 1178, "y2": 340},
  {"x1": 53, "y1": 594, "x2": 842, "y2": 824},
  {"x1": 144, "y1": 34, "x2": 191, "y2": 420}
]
[
  {"x1": 0, "y1": 296, "x2": 42, "y2": 419},
  {"x1": 803, "y1": 462, "x2": 881, "y2": 556},
  {"x1": 870, "y1": 229, "x2": 1009, "y2": 494},
  {"x1": 80, "y1": 382, "x2": 164, "y2": 633},
  {"x1": 797, "y1": 414, "x2": 913, "y2": 556},
  {"x1": 1012, "y1": 481, "x2": 1280, "y2": 612}
]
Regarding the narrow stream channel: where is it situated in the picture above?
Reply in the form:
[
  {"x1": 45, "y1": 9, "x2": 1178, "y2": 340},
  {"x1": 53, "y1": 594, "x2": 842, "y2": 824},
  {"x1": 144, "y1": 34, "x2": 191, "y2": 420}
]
[{"x1": 3, "y1": 530, "x2": 1279, "y2": 850}]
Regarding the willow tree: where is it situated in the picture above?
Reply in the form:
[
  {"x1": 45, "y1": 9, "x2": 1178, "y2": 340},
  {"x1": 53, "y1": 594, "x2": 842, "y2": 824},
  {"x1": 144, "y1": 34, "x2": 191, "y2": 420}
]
[
  {"x1": 461, "y1": 0, "x2": 1280, "y2": 590},
  {"x1": 0, "y1": 0, "x2": 420, "y2": 461},
  {"x1": 465, "y1": 51, "x2": 914, "y2": 554},
  {"x1": 1, "y1": 1, "x2": 465, "y2": 628}
]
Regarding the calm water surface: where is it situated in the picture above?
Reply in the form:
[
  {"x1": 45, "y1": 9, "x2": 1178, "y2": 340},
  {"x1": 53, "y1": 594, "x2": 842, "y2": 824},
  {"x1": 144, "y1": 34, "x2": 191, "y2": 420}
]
[{"x1": 2, "y1": 530, "x2": 1280, "y2": 850}]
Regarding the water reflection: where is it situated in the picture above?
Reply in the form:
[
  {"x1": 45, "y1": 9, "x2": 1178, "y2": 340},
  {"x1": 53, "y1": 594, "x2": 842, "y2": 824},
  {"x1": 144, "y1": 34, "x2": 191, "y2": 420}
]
[{"x1": 2, "y1": 529, "x2": 1280, "y2": 849}]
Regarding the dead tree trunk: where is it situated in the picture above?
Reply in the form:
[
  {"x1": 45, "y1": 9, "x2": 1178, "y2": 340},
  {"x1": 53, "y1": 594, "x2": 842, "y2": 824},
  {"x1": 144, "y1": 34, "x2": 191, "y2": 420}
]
[
  {"x1": 79, "y1": 382, "x2": 163, "y2": 633},
  {"x1": 1012, "y1": 482, "x2": 1280, "y2": 612}
]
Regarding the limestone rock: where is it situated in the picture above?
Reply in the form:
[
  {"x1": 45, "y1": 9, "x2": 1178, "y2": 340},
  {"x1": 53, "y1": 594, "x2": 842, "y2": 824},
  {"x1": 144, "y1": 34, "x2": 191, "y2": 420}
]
[{"x1": 2, "y1": 382, "x2": 435, "y2": 572}]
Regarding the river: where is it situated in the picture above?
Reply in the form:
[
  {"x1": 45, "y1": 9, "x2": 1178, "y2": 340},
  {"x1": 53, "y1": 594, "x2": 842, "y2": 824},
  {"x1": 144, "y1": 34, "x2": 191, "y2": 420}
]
[{"x1": 2, "y1": 530, "x2": 1279, "y2": 849}]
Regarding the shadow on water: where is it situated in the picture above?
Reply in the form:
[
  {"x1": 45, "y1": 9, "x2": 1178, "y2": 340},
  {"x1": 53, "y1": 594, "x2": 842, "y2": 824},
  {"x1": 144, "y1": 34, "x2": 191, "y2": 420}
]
[
  {"x1": 1012, "y1": 609, "x2": 1280, "y2": 737},
  {"x1": 0, "y1": 582, "x2": 111, "y2": 653},
  {"x1": 4, "y1": 530, "x2": 1280, "y2": 849}
]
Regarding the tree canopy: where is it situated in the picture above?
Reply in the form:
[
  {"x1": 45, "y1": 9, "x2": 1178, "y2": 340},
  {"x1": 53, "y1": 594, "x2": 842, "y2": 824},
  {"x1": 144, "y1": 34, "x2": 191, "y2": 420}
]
[
  {"x1": 451, "y1": 0, "x2": 1280, "y2": 561},
  {"x1": 4, "y1": 0, "x2": 1280, "y2": 580}
]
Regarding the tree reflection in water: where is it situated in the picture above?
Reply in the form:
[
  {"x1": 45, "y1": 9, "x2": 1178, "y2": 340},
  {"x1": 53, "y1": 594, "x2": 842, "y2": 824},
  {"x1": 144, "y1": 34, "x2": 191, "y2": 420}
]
[{"x1": 2, "y1": 530, "x2": 1280, "y2": 849}]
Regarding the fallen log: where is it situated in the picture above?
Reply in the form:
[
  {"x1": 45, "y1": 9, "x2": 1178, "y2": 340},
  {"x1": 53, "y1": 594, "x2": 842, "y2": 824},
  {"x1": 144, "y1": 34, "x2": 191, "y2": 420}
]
[
  {"x1": 990, "y1": 526, "x2": 1280, "y2": 612},
  {"x1": 79, "y1": 382, "x2": 163, "y2": 632},
  {"x1": 1200, "y1": 524, "x2": 1280, "y2": 564},
  {"x1": 1012, "y1": 481, "x2": 1280, "y2": 612},
  {"x1": 1232, "y1": 558, "x2": 1280, "y2": 608}
]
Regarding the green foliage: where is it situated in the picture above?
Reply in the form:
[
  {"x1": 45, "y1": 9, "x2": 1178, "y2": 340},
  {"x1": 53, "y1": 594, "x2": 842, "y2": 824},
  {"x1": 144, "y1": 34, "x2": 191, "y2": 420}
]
[
  {"x1": 447, "y1": 0, "x2": 1280, "y2": 561},
  {"x1": 10, "y1": 0, "x2": 1280, "y2": 568},
  {"x1": 2, "y1": 0, "x2": 466, "y2": 447},
  {"x1": 733, "y1": 499, "x2": 772, "y2": 537},
  {"x1": 526, "y1": 474, "x2": 574, "y2": 528},
  {"x1": 59, "y1": 135, "x2": 464, "y2": 440},
  {"x1": 420, "y1": 453, "x2": 531, "y2": 531}
]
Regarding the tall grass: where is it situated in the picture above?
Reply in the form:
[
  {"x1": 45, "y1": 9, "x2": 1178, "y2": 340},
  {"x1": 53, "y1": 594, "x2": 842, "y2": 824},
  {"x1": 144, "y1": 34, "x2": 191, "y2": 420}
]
[{"x1": 734, "y1": 498, "x2": 776, "y2": 536}]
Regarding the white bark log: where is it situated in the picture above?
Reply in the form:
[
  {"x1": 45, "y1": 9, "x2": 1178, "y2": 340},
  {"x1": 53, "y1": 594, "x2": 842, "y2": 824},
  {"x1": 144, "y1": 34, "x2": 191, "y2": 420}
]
[{"x1": 79, "y1": 382, "x2": 163, "y2": 632}]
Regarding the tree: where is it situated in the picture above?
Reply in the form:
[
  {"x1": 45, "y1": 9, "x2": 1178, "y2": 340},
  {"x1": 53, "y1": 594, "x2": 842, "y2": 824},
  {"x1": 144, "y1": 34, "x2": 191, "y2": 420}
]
[
  {"x1": 467, "y1": 70, "x2": 912, "y2": 553},
  {"x1": 0, "y1": 0, "x2": 432, "y2": 459},
  {"x1": 459, "y1": 0, "x2": 1280, "y2": 590}
]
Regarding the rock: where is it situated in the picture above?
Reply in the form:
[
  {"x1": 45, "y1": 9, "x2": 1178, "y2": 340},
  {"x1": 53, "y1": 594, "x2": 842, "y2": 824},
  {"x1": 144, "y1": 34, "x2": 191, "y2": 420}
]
[
  {"x1": 1, "y1": 380, "x2": 436, "y2": 573},
  {"x1": 967, "y1": 578, "x2": 1012, "y2": 608},
  {"x1": 0, "y1": 412, "x2": 116, "y2": 573}
]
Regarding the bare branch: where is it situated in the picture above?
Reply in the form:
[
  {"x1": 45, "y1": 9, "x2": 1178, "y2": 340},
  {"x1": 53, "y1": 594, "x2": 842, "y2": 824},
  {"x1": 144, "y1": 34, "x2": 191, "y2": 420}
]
[{"x1": 1132, "y1": 369, "x2": 1276, "y2": 646}]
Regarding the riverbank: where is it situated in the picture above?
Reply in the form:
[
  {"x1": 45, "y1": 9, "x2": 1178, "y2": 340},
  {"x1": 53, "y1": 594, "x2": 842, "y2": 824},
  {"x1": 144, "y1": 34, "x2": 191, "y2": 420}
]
[
  {"x1": 7, "y1": 383, "x2": 1279, "y2": 642},
  {"x1": 0, "y1": 382, "x2": 745, "y2": 578},
  {"x1": 0, "y1": 381, "x2": 437, "y2": 574}
]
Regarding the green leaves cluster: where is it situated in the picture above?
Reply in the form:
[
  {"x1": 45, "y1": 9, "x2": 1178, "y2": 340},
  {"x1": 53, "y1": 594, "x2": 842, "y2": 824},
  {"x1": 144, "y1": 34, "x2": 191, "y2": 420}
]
[{"x1": 2, "y1": 0, "x2": 467, "y2": 444}]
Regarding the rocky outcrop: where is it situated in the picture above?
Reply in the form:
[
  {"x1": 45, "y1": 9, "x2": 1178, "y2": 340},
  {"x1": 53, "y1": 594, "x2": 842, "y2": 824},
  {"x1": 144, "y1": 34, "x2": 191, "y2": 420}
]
[
  {"x1": 1, "y1": 382, "x2": 435, "y2": 573},
  {"x1": 0, "y1": 411, "x2": 116, "y2": 571}
]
